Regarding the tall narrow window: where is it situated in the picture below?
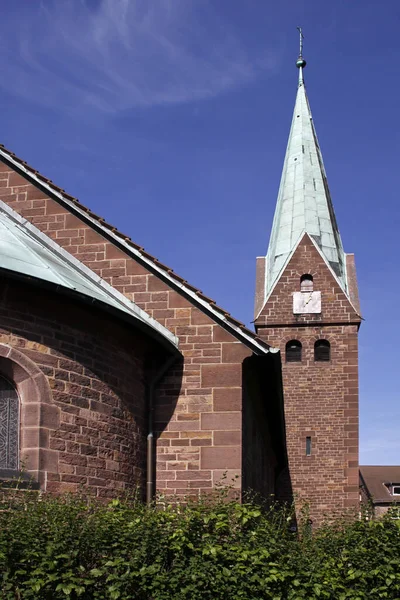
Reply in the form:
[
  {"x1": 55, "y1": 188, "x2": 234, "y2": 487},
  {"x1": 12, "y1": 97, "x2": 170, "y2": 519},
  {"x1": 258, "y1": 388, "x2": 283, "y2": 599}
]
[
  {"x1": 0, "y1": 376, "x2": 19, "y2": 471},
  {"x1": 285, "y1": 340, "x2": 302, "y2": 363},
  {"x1": 314, "y1": 340, "x2": 331, "y2": 362},
  {"x1": 306, "y1": 436, "x2": 312, "y2": 456},
  {"x1": 300, "y1": 274, "x2": 313, "y2": 292}
]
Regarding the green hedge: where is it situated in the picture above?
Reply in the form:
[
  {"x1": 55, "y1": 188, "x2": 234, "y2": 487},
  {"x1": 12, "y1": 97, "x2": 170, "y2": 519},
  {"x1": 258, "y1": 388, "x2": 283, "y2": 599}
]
[{"x1": 1, "y1": 490, "x2": 400, "y2": 599}]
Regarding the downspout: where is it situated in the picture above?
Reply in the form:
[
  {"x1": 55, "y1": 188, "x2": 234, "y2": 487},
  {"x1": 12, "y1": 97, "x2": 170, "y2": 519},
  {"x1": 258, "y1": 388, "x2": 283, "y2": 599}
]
[{"x1": 146, "y1": 354, "x2": 178, "y2": 505}]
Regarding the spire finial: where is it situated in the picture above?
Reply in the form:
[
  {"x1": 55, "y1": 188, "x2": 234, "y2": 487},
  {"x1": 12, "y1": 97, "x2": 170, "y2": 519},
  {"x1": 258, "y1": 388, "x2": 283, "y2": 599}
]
[
  {"x1": 296, "y1": 27, "x2": 306, "y2": 85},
  {"x1": 297, "y1": 26, "x2": 304, "y2": 58}
]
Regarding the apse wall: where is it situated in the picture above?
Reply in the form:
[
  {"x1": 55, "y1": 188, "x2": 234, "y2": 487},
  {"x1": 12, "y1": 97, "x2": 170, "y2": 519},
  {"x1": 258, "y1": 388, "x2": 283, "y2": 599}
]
[{"x1": 0, "y1": 276, "x2": 151, "y2": 497}]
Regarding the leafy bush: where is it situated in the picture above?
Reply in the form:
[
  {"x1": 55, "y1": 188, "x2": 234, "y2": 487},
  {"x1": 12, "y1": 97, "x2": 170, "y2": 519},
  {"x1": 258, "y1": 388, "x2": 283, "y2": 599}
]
[{"x1": 1, "y1": 489, "x2": 400, "y2": 599}]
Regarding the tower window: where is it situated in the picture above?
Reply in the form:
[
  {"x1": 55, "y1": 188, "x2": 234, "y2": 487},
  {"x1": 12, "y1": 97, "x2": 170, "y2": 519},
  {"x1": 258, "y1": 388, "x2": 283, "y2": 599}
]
[
  {"x1": 306, "y1": 436, "x2": 312, "y2": 456},
  {"x1": 300, "y1": 274, "x2": 313, "y2": 292},
  {"x1": 0, "y1": 376, "x2": 19, "y2": 471},
  {"x1": 286, "y1": 340, "x2": 302, "y2": 363},
  {"x1": 314, "y1": 340, "x2": 330, "y2": 362}
]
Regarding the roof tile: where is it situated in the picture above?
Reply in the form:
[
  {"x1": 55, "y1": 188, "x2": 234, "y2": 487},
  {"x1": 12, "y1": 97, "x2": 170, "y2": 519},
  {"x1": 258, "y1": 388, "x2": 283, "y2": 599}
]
[{"x1": 360, "y1": 466, "x2": 400, "y2": 504}]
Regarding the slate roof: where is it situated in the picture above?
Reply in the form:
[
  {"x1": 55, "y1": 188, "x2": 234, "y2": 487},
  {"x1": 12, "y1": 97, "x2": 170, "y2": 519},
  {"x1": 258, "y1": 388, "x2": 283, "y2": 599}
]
[
  {"x1": 263, "y1": 62, "x2": 346, "y2": 301},
  {"x1": 0, "y1": 199, "x2": 178, "y2": 351},
  {"x1": 0, "y1": 144, "x2": 273, "y2": 355},
  {"x1": 360, "y1": 466, "x2": 400, "y2": 504}
]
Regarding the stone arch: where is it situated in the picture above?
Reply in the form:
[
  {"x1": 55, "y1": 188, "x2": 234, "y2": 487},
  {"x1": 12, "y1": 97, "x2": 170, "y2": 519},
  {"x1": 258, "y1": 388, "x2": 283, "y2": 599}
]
[
  {"x1": 279, "y1": 334, "x2": 303, "y2": 356},
  {"x1": 0, "y1": 343, "x2": 60, "y2": 486},
  {"x1": 280, "y1": 333, "x2": 303, "y2": 345},
  {"x1": 312, "y1": 334, "x2": 333, "y2": 360},
  {"x1": 312, "y1": 333, "x2": 332, "y2": 342}
]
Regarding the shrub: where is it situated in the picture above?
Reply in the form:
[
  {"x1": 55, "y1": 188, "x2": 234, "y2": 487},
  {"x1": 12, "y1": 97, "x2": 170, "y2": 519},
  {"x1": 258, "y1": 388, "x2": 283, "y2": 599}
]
[{"x1": 0, "y1": 489, "x2": 400, "y2": 599}]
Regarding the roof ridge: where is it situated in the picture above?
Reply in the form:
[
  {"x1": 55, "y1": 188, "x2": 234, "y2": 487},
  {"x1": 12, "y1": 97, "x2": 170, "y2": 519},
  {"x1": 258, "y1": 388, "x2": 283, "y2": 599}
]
[{"x1": 0, "y1": 143, "x2": 271, "y2": 355}]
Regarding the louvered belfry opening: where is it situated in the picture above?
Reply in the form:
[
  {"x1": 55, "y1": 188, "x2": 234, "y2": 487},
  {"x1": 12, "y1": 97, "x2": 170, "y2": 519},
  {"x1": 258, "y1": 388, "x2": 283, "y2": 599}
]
[
  {"x1": 285, "y1": 340, "x2": 302, "y2": 363},
  {"x1": 0, "y1": 375, "x2": 19, "y2": 471},
  {"x1": 300, "y1": 274, "x2": 313, "y2": 292},
  {"x1": 314, "y1": 340, "x2": 331, "y2": 362}
]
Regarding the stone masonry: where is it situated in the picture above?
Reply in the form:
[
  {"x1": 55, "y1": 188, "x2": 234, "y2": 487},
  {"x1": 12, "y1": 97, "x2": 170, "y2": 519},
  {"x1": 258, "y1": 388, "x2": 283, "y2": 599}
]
[
  {"x1": 0, "y1": 276, "x2": 148, "y2": 497},
  {"x1": 255, "y1": 234, "x2": 361, "y2": 521},
  {"x1": 0, "y1": 158, "x2": 282, "y2": 500}
]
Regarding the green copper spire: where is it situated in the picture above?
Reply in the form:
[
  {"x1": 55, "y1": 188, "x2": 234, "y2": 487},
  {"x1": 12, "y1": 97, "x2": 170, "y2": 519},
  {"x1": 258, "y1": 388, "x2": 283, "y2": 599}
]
[{"x1": 263, "y1": 31, "x2": 346, "y2": 300}]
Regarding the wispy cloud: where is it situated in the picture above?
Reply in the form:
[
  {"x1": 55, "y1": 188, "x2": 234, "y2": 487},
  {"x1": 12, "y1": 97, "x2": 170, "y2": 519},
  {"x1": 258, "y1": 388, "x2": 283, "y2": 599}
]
[
  {"x1": 361, "y1": 424, "x2": 400, "y2": 464},
  {"x1": 0, "y1": 0, "x2": 276, "y2": 115},
  {"x1": 362, "y1": 438, "x2": 400, "y2": 454}
]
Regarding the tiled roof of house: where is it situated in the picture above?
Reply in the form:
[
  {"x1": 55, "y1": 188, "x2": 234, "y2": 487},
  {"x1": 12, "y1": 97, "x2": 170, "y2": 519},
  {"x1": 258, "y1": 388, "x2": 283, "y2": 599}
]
[
  {"x1": 0, "y1": 143, "x2": 274, "y2": 355},
  {"x1": 360, "y1": 466, "x2": 400, "y2": 504}
]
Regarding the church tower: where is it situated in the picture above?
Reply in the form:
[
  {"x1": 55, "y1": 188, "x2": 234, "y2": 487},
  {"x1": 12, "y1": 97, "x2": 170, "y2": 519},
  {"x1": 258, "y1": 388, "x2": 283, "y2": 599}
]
[{"x1": 254, "y1": 34, "x2": 361, "y2": 522}]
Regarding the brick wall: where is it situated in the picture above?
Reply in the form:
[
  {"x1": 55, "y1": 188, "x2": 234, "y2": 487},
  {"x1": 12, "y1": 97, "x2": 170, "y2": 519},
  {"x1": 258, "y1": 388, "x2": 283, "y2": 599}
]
[
  {"x1": 255, "y1": 234, "x2": 361, "y2": 522},
  {"x1": 0, "y1": 158, "x2": 285, "y2": 498},
  {"x1": 0, "y1": 277, "x2": 148, "y2": 497},
  {"x1": 154, "y1": 325, "x2": 253, "y2": 496}
]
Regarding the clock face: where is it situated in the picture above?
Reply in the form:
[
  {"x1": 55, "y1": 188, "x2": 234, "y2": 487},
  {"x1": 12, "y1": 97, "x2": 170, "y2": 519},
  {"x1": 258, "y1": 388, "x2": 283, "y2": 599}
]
[{"x1": 293, "y1": 291, "x2": 321, "y2": 314}]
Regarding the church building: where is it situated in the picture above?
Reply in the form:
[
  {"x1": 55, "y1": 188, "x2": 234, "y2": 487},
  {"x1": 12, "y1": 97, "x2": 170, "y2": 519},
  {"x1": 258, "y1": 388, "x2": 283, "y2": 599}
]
[{"x1": 0, "y1": 44, "x2": 360, "y2": 523}]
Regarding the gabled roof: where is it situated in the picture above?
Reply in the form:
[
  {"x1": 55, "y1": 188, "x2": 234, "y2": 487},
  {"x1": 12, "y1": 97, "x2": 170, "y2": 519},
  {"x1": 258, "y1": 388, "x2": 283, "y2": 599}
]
[
  {"x1": 360, "y1": 466, "x2": 400, "y2": 504},
  {"x1": 264, "y1": 60, "x2": 346, "y2": 299},
  {"x1": 0, "y1": 199, "x2": 178, "y2": 351},
  {"x1": 0, "y1": 143, "x2": 273, "y2": 356}
]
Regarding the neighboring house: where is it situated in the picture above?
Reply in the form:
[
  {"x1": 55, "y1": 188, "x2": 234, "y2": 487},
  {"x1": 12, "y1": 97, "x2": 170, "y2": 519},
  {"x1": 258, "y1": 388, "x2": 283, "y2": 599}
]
[
  {"x1": 0, "y1": 45, "x2": 361, "y2": 524},
  {"x1": 360, "y1": 466, "x2": 400, "y2": 517}
]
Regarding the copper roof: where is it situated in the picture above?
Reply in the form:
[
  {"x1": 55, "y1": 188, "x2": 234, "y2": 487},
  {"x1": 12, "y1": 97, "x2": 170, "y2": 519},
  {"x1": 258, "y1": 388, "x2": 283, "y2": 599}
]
[
  {"x1": 263, "y1": 65, "x2": 346, "y2": 304},
  {"x1": 360, "y1": 466, "x2": 400, "y2": 504},
  {"x1": 0, "y1": 143, "x2": 273, "y2": 355},
  {"x1": 0, "y1": 200, "x2": 178, "y2": 351}
]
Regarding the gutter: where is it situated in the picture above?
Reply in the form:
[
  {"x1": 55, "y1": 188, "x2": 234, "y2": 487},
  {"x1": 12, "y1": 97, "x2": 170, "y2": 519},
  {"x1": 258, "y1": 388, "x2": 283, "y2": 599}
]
[{"x1": 146, "y1": 354, "x2": 178, "y2": 505}]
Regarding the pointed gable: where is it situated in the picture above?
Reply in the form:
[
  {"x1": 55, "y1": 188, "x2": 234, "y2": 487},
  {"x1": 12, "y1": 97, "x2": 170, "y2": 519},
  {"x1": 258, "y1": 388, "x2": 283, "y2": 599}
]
[{"x1": 257, "y1": 233, "x2": 361, "y2": 327}]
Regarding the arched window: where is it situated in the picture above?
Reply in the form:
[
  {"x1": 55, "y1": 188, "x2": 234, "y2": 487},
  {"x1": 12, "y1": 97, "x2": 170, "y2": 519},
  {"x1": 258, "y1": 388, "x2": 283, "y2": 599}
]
[
  {"x1": 286, "y1": 340, "x2": 302, "y2": 363},
  {"x1": 300, "y1": 274, "x2": 313, "y2": 292},
  {"x1": 314, "y1": 340, "x2": 331, "y2": 362},
  {"x1": 0, "y1": 376, "x2": 19, "y2": 471}
]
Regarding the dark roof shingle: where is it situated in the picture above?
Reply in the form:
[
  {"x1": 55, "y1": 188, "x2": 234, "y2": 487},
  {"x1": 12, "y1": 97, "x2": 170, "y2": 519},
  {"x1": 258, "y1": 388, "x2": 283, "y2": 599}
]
[{"x1": 360, "y1": 465, "x2": 400, "y2": 504}]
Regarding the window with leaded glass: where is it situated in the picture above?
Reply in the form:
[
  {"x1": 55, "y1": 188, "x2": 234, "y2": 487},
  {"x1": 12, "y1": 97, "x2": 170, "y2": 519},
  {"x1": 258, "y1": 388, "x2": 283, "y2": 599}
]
[{"x1": 0, "y1": 376, "x2": 19, "y2": 471}]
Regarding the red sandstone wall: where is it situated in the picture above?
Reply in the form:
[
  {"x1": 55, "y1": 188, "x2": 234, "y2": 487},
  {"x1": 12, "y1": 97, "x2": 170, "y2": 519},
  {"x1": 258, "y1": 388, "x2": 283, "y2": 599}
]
[
  {"x1": 0, "y1": 277, "x2": 148, "y2": 497},
  {"x1": 0, "y1": 160, "x2": 258, "y2": 497},
  {"x1": 255, "y1": 235, "x2": 361, "y2": 521}
]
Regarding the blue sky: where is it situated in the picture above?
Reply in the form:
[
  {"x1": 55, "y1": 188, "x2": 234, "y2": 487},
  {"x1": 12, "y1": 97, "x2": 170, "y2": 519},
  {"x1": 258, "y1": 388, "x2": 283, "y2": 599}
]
[{"x1": 0, "y1": 0, "x2": 399, "y2": 465}]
